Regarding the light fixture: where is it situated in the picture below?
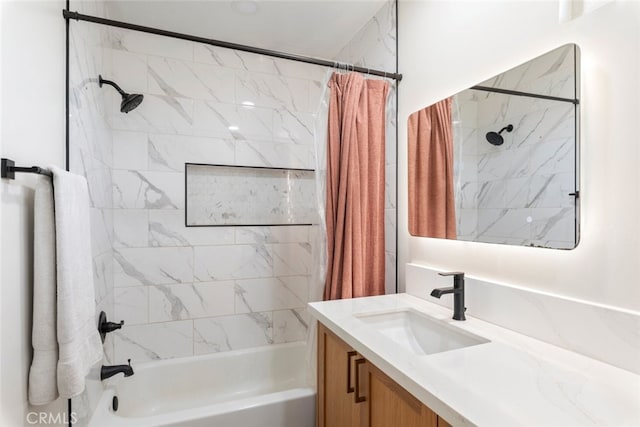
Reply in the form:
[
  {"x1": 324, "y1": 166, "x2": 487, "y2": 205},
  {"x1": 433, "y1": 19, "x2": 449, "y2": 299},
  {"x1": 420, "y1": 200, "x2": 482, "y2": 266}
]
[
  {"x1": 228, "y1": 126, "x2": 240, "y2": 131},
  {"x1": 241, "y1": 101, "x2": 255, "y2": 108}
]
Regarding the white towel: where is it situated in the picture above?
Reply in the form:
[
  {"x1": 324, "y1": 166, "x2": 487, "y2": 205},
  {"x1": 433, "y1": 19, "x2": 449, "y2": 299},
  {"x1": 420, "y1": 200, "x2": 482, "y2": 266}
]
[
  {"x1": 28, "y1": 168, "x2": 103, "y2": 404},
  {"x1": 28, "y1": 177, "x2": 59, "y2": 405},
  {"x1": 50, "y1": 166, "x2": 103, "y2": 399}
]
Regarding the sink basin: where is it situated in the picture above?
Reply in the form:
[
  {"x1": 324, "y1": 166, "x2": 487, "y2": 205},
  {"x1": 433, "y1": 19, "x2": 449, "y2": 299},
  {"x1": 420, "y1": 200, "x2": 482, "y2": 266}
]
[{"x1": 355, "y1": 309, "x2": 489, "y2": 356}]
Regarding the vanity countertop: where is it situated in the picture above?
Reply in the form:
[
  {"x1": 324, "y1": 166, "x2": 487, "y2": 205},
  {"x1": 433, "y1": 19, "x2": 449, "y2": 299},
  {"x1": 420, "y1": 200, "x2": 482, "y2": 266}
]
[{"x1": 308, "y1": 293, "x2": 640, "y2": 427}]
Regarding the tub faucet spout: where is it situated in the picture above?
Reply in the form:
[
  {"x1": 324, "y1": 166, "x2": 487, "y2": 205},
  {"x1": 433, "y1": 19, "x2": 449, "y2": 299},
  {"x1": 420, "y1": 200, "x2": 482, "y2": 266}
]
[{"x1": 101, "y1": 359, "x2": 134, "y2": 380}]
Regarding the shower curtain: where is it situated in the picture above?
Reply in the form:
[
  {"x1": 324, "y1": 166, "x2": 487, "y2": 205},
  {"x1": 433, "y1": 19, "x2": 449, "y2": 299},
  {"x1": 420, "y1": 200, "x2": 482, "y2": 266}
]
[
  {"x1": 407, "y1": 98, "x2": 457, "y2": 238},
  {"x1": 323, "y1": 72, "x2": 389, "y2": 300}
]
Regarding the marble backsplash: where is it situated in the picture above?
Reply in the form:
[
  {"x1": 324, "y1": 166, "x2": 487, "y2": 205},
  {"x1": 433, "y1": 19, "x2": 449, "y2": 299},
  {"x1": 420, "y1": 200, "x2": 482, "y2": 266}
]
[{"x1": 406, "y1": 263, "x2": 640, "y2": 375}]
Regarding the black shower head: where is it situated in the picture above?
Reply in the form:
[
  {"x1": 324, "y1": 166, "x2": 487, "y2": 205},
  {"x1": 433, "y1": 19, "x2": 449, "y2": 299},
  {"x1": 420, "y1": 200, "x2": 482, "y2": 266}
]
[
  {"x1": 486, "y1": 124, "x2": 513, "y2": 146},
  {"x1": 98, "y1": 75, "x2": 144, "y2": 113},
  {"x1": 121, "y1": 93, "x2": 144, "y2": 113},
  {"x1": 485, "y1": 131, "x2": 504, "y2": 146}
]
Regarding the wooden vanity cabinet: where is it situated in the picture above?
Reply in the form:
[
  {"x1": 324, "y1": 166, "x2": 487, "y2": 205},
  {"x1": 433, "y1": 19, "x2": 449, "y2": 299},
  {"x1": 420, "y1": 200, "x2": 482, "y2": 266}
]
[
  {"x1": 362, "y1": 360, "x2": 438, "y2": 427},
  {"x1": 317, "y1": 322, "x2": 449, "y2": 427},
  {"x1": 317, "y1": 322, "x2": 363, "y2": 426}
]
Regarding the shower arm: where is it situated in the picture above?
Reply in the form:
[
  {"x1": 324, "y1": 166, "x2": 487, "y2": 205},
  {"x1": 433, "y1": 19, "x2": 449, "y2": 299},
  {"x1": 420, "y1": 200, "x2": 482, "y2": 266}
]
[
  {"x1": 98, "y1": 75, "x2": 126, "y2": 96},
  {"x1": 498, "y1": 125, "x2": 513, "y2": 134}
]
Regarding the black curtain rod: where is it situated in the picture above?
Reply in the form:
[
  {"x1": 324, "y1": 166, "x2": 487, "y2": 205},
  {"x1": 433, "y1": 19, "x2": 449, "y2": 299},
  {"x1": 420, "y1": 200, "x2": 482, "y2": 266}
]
[
  {"x1": 470, "y1": 85, "x2": 578, "y2": 105},
  {"x1": 63, "y1": 10, "x2": 402, "y2": 81},
  {"x1": 1, "y1": 158, "x2": 53, "y2": 180}
]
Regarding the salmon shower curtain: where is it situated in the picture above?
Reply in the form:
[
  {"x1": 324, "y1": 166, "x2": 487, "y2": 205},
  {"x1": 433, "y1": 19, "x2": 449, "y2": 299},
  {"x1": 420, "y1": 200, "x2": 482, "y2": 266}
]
[
  {"x1": 407, "y1": 98, "x2": 457, "y2": 238},
  {"x1": 324, "y1": 72, "x2": 389, "y2": 300}
]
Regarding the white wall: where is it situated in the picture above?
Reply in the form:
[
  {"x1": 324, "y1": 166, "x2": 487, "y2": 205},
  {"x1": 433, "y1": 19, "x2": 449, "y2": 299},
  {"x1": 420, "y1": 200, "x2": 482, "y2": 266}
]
[
  {"x1": 0, "y1": 1, "x2": 67, "y2": 425},
  {"x1": 398, "y1": 0, "x2": 640, "y2": 311}
]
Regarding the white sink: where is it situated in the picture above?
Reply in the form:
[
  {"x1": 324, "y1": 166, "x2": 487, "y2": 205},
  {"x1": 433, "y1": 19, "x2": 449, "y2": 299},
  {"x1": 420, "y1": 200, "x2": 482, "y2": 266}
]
[{"x1": 355, "y1": 309, "x2": 489, "y2": 356}]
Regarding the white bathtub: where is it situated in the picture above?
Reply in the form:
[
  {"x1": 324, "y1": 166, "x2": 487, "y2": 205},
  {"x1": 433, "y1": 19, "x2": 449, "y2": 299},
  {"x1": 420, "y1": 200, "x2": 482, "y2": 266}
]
[{"x1": 88, "y1": 342, "x2": 315, "y2": 427}]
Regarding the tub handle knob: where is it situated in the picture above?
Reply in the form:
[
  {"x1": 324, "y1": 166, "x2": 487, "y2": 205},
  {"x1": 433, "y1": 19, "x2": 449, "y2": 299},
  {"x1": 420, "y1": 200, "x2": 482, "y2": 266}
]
[{"x1": 98, "y1": 311, "x2": 125, "y2": 343}]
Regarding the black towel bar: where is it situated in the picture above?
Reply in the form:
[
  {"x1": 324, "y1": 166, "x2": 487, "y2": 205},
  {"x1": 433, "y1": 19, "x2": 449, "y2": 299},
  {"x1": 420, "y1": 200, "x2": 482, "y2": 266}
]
[{"x1": 1, "y1": 158, "x2": 53, "y2": 179}]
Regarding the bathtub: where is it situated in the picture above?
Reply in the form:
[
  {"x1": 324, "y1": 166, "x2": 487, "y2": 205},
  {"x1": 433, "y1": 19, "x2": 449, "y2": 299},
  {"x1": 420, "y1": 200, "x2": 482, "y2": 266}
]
[{"x1": 88, "y1": 342, "x2": 315, "y2": 427}]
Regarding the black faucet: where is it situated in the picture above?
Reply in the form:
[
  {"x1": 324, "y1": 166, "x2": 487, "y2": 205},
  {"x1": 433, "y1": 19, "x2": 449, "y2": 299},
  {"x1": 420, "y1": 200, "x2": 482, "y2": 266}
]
[
  {"x1": 100, "y1": 359, "x2": 134, "y2": 380},
  {"x1": 430, "y1": 272, "x2": 466, "y2": 321}
]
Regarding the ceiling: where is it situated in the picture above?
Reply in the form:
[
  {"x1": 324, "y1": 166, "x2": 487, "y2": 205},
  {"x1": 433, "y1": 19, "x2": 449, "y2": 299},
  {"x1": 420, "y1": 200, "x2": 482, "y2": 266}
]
[{"x1": 103, "y1": 0, "x2": 387, "y2": 58}]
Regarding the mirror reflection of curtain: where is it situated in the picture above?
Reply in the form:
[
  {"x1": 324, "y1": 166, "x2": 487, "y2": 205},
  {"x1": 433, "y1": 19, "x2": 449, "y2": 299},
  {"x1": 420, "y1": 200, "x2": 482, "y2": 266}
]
[
  {"x1": 408, "y1": 98, "x2": 457, "y2": 238},
  {"x1": 324, "y1": 72, "x2": 389, "y2": 300}
]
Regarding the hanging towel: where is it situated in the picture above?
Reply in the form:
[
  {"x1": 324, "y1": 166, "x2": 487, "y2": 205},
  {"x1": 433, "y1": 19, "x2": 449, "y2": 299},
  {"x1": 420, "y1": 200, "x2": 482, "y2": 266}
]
[
  {"x1": 28, "y1": 169, "x2": 104, "y2": 404},
  {"x1": 50, "y1": 166, "x2": 103, "y2": 399},
  {"x1": 28, "y1": 178, "x2": 59, "y2": 405}
]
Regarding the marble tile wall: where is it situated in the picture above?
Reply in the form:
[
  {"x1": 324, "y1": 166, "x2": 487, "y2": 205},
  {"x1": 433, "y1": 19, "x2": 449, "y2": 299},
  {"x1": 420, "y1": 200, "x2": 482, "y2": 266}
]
[
  {"x1": 102, "y1": 27, "x2": 325, "y2": 362},
  {"x1": 334, "y1": 0, "x2": 398, "y2": 294},
  {"x1": 453, "y1": 45, "x2": 577, "y2": 248},
  {"x1": 69, "y1": 0, "x2": 397, "y2": 366},
  {"x1": 478, "y1": 44, "x2": 576, "y2": 100},
  {"x1": 455, "y1": 93, "x2": 576, "y2": 248},
  {"x1": 68, "y1": 16, "x2": 115, "y2": 359},
  {"x1": 186, "y1": 164, "x2": 317, "y2": 226},
  {"x1": 68, "y1": 1, "x2": 115, "y2": 424}
]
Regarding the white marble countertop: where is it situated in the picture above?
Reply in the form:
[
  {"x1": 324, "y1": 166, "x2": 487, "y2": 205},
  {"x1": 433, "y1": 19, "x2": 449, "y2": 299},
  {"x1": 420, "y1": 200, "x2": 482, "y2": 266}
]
[{"x1": 308, "y1": 293, "x2": 640, "y2": 427}]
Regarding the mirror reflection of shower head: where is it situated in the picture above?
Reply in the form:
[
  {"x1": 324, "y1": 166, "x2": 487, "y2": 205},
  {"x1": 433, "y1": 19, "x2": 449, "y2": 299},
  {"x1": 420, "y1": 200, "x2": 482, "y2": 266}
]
[
  {"x1": 486, "y1": 124, "x2": 514, "y2": 146},
  {"x1": 98, "y1": 75, "x2": 144, "y2": 113}
]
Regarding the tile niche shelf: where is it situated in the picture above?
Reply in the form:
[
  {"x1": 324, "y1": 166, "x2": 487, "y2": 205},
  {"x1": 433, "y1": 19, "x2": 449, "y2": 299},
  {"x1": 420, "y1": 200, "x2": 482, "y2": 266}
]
[{"x1": 185, "y1": 163, "x2": 317, "y2": 227}]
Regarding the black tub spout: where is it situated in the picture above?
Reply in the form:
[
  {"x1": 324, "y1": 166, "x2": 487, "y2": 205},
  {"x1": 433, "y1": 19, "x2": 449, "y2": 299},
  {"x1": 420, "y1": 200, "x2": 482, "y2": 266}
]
[{"x1": 101, "y1": 359, "x2": 134, "y2": 380}]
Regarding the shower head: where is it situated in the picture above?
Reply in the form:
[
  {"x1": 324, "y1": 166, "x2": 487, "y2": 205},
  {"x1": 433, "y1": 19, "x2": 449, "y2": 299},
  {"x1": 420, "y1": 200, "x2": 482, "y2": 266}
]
[
  {"x1": 121, "y1": 93, "x2": 144, "y2": 113},
  {"x1": 98, "y1": 75, "x2": 144, "y2": 113},
  {"x1": 485, "y1": 124, "x2": 513, "y2": 146},
  {"x1": 485, "y1": 131, "x2": 504, "y2": 146}
]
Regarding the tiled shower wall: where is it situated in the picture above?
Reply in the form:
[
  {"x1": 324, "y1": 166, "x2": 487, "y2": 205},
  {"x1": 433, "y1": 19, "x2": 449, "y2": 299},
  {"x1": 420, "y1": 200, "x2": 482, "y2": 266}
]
[
  {"x1": 103, "y1": 28, "x2": 326, "y2": 362},
  {"x1": 68, "y1": 1, "x2": 398, "y2": 363},
  {"x1": 68, "y1": 9, "x2": 115, "y2": 362},
  {"x1": 68, "y1": 2, "x2": 116, "y2": 423},
  {"x1": 335, "y1": 0, "x2": 398, "y2": 294},
  {"x1": 453, "y1": 45, "x2": 576, "y2": 248}
]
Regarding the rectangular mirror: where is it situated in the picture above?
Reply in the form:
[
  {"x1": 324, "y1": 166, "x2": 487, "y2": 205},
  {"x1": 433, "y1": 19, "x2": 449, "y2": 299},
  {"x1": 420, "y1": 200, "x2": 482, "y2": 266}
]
[{"x1": 408, "y1": 44, "x2": 579, "y2": 249}]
